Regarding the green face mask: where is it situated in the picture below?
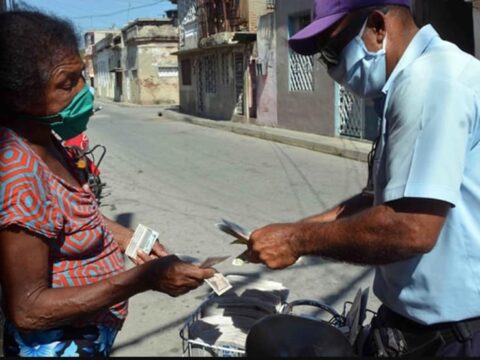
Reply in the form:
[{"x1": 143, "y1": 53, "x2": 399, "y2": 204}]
[{"x1": 32, "y1": 84, "x2": 95, "y2": 140}]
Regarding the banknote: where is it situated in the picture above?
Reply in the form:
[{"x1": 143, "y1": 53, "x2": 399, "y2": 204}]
[
  {"x1": 125, "y1": 224, "x2": 159, "y2": 259},
  {"x1": 205, "y1": 273, "x2": 233, "y2": 296},
  {"x1": 215, "y1": 219, "x2": 251, "y2": 244},
  {"x1": 232, "y1": 249, "x2": 250, "y2": 267},
  {"x1": 215, "y1": 219, "x2": 253, "y2": 266}
]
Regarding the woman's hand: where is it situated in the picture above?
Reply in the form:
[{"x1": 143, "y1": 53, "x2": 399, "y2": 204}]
[
  {"x1": 143, "y1": 255, "x2": 216, "y2": 297},
  {"x1": 134, "y1": 243, "x2": 170, "y2": 265}
]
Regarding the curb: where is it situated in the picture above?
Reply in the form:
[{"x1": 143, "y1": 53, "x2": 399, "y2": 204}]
[
  {"x1": 162, "y1": 109, "x2": 372, "y2": 163},
  {"x1": 96, "y1": 98, "x2": 165, "y2": 109}
]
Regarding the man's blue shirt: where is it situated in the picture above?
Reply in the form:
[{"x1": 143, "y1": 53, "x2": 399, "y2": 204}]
[{"x1": 373, "y1": 25, "x2": 480, "y2": 325}]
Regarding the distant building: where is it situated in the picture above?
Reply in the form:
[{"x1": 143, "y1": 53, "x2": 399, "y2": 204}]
[
  {"x1": 93, "y1": 31, "x2": 123, "y2": 102},
  {"x1": 172, "y1": 0, "x2": 269, "y2": 121},
  {"x1": 121, "y1": 18, "x2": 179, "y2": 105},
  {"x1": 84, "y1": 31, "x2": 112, "y2": 88}
]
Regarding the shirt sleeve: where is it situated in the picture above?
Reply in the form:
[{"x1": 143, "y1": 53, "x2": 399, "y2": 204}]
[
  {"x1": 382, "y1": 75, "x2": 475, "y2": 206},
  {"x1": 0, "y1": 143, "x2": 63, "y2": 238}
]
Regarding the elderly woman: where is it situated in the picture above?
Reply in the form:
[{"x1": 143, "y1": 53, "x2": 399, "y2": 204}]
[{"x1": 0, "y1": 10, "x2": 215, "y2": 357}]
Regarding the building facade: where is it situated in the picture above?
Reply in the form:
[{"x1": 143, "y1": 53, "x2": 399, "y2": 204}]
[
  {"x1": 173, "y1": 0, "x2": 269, "y2": 121},
  {"x1": 84, "y1": 31, "x2": 111, "y2": 88},
  {"x1": 93, "y1": 31, "x2": 123, "y2": 102},
  {"x1": 256, "y1": 0, "x2": 379, "y2": 139},
  {"x1": 88, "y1": 18, "x2": 179, "y2": 105},
  {"x1": 121, "y1": 18, "x2": 179, "y2": 105}
]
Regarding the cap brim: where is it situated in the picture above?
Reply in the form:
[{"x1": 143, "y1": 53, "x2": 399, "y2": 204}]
[{"x1": 288, "y1": 12, "x2": 347, "y2": 56}]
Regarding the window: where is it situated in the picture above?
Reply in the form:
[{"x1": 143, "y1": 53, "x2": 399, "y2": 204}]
[
  {"x1": 288, "y1": 14, "x2": 314, "y2": 92},
  {"x1": 158, "y1": 66, "x2": 179, "y2": 78},
  {"x1": 181, "y1": 59, "x2": 192, "y2": 85},
  {"x1": 204, "y1": 55, "x2": 217, "y2": 94}
]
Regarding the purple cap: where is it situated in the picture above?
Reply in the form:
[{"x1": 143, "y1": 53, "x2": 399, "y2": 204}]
[{"x1": 289, "y1": 0, "x2": 411, "y2": 56}]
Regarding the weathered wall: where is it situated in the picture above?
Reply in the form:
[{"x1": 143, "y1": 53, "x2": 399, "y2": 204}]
[
  {"x1": 122, "y1": 20, "x2": 179, "y2": 105},
  {"x1": 178, "y1": 0, "x2": 198, "y2": 50},
  {"x1": 137, "y1": 44, "x2": 179, "y2": 105},
  {"x1": 94, "y1": 49, "x2": 115, "y2": 100},
  {"x1": 123, "y1": 44, "x2": 141, "y2": 104},
  {"x1": 248, "y1": 0, "x2": 269, "y2": 32},
  {"x1": 275, "y1": 0, "x2": 336, "y2": 137},
  {"x1": 179, "y1": 45, "x2": 246, "y2": 120},
  {"x1": 255, "y1": 12, "x2": 278, "y2": 127}
]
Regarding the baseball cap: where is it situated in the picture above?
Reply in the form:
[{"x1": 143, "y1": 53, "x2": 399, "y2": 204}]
[{"x1": 289, "y1": 0, "x2": 411, "y2": 56}]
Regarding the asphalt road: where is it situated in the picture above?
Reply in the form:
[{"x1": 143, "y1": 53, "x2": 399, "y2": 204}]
[{"x1": 87, "y1": 101, "x2": 380, "y2": 357}]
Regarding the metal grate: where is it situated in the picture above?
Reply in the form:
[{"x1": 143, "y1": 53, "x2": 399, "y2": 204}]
[
  {"x1": 234, "y1": 53, "x2": 244, "y2": 115},
  {"x1": 336, "y1": 84, "x2": 365, "y2": 139},
  {"x1": 197, "y1": 58, "x2": 204, "y2": 112},
  {"x1": 221, "y1": 52, "x2": 229, "y2": 85},
  {"x1": 289, "y1": 50, "x2": 314, "y2": 92},
  {"x1": 204, "y1": 55, "x2": 217, "y2": 94}
]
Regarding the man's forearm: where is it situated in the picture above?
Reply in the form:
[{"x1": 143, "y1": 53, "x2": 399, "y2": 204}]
[
  {"x1": 300, "y1": 193, "x2": 374, "y2": 223},
  {"x1": 295, "y1": 205, "x2": 431, "y2": 265}
]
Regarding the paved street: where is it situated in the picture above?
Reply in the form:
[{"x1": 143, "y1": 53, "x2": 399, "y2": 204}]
[{"x1": 89, "y1": 101, "x2": 380, "y2": 356}]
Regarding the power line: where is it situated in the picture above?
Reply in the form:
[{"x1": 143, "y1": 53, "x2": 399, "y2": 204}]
[{"x1": 72, "y1": 0, "x2": 167, "y2": 19}]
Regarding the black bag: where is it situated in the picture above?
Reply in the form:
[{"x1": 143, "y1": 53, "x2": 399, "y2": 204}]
[{"x1": 245, "y1": 314, "x2": 355, "y2": 357}]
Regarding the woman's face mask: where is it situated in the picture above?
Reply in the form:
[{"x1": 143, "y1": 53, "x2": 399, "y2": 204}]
[
  {"x1": 327, "y1": 20, "x2": 387, "y2": 98},
  {"x1": 27, "y1": 84, "x2": 95, "y2": 140}
]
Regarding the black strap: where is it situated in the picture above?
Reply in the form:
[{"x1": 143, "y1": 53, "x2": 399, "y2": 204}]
[
  {"x1": 440, "y1": 318, "x2": 480, "y2": 343},
  {"x1": 371, "y1": 307, "x2": 480, "y2": 357}
]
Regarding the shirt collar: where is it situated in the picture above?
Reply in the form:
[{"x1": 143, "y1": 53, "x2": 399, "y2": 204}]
[{"x1": 382, "y1": 25, "x2": 439, "y2": 94}]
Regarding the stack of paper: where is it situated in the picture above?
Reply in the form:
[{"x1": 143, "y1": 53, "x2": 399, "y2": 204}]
[{"x1": 188, "y1": 275, "x2": 289, "y2": 352}]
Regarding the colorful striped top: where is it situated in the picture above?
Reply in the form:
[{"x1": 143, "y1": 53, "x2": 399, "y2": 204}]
[{"x1": 0, "y1": 127, "x2": 127, "y2": 329}]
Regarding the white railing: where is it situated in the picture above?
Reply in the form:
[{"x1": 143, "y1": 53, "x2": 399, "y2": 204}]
[
  {"x1": 289, "y1": 50, "x2": 314, "y2": 92},
  {"x1": 336, "y1": 84, "x2": 365, "y2": 139}
]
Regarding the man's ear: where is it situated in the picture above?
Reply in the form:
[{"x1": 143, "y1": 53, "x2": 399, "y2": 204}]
[{"x1": 366, "y1": 10, "x2": 387, "y2": 46}]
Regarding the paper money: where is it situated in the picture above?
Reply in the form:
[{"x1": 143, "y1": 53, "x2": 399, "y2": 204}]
[
  {"x1": 215, "y1": 219, "x2": 253, "y2": 266},
  {"x1": 205, "y1": 273, "x2": 233, "y2": 296},
  {"x1": 199, "y1": 256, "x2": 230, "y2": 269},
  {"x1": 215, "y1": 219, "x2": 251, "y2": 244},
  {"x1": 232, "y1": 249, "x2": 250, "y2": 266},
  {"x1": 125, "y1": 224, "x2": 159, "y2": 259}
]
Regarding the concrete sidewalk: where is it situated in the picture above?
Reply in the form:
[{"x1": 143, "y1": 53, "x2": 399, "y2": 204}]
[
  {"x1": 96, "y1": 98, "x2": 372, "y2": 163},
  {"x1": 162, "y1": 108, "x2": 372, "y2": 163}
]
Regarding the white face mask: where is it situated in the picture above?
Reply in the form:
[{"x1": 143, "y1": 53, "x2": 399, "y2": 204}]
[{"x1": 328, "y1": 20, "x2": 387, "y2": 98}]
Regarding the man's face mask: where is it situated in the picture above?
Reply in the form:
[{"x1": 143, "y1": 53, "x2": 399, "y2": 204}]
[
  {"x1": 327, "y1": 19, "x2": 387, "y2": 98},
  {"x1": 28, "y1": 84, "x2": 95, "y2": 140}
]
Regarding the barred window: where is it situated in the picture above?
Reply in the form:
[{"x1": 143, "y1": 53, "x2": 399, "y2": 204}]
[
  {"x1": 204, "y1": 55, "x2": 217, "y2": 94},
  {"x1": 288, "y1": 14, "x2": 314, "y2": 92},
  {"x1": 181, "y1": 59, "x2": 192, "y2": 85}
]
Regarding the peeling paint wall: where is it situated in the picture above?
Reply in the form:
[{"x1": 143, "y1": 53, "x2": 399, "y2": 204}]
[
  {"x1": 122, "y1": 20, "x2": 179, "y2": 105},
  {"x1": 256, "y1": 12, "x2": 278, "y2": 127},
  {"x1": 178, "y1": 45, "x2": 246, "y2": 120},
  {"x1": 137, "y1": 44, "x2": 179, "y2": 104},
  {"x1": 94, "y1": 49, "x2": 116, "y2": 100}
]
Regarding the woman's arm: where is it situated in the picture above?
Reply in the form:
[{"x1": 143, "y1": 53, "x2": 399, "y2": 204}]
[
  {"x1": 102, "y1": 216, "x2": 169, "y2": 261},
  {"x1": 0, "y1": 226, "x2": 214, "y2": 332}
]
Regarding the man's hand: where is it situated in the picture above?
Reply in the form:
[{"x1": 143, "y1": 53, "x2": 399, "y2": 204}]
[
  {"x1": 248, "y1": 223, "x2": 302, "y2": 270},
  {"x1": 144, "y1": 255, "x2": 216, "y2": 297}
]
